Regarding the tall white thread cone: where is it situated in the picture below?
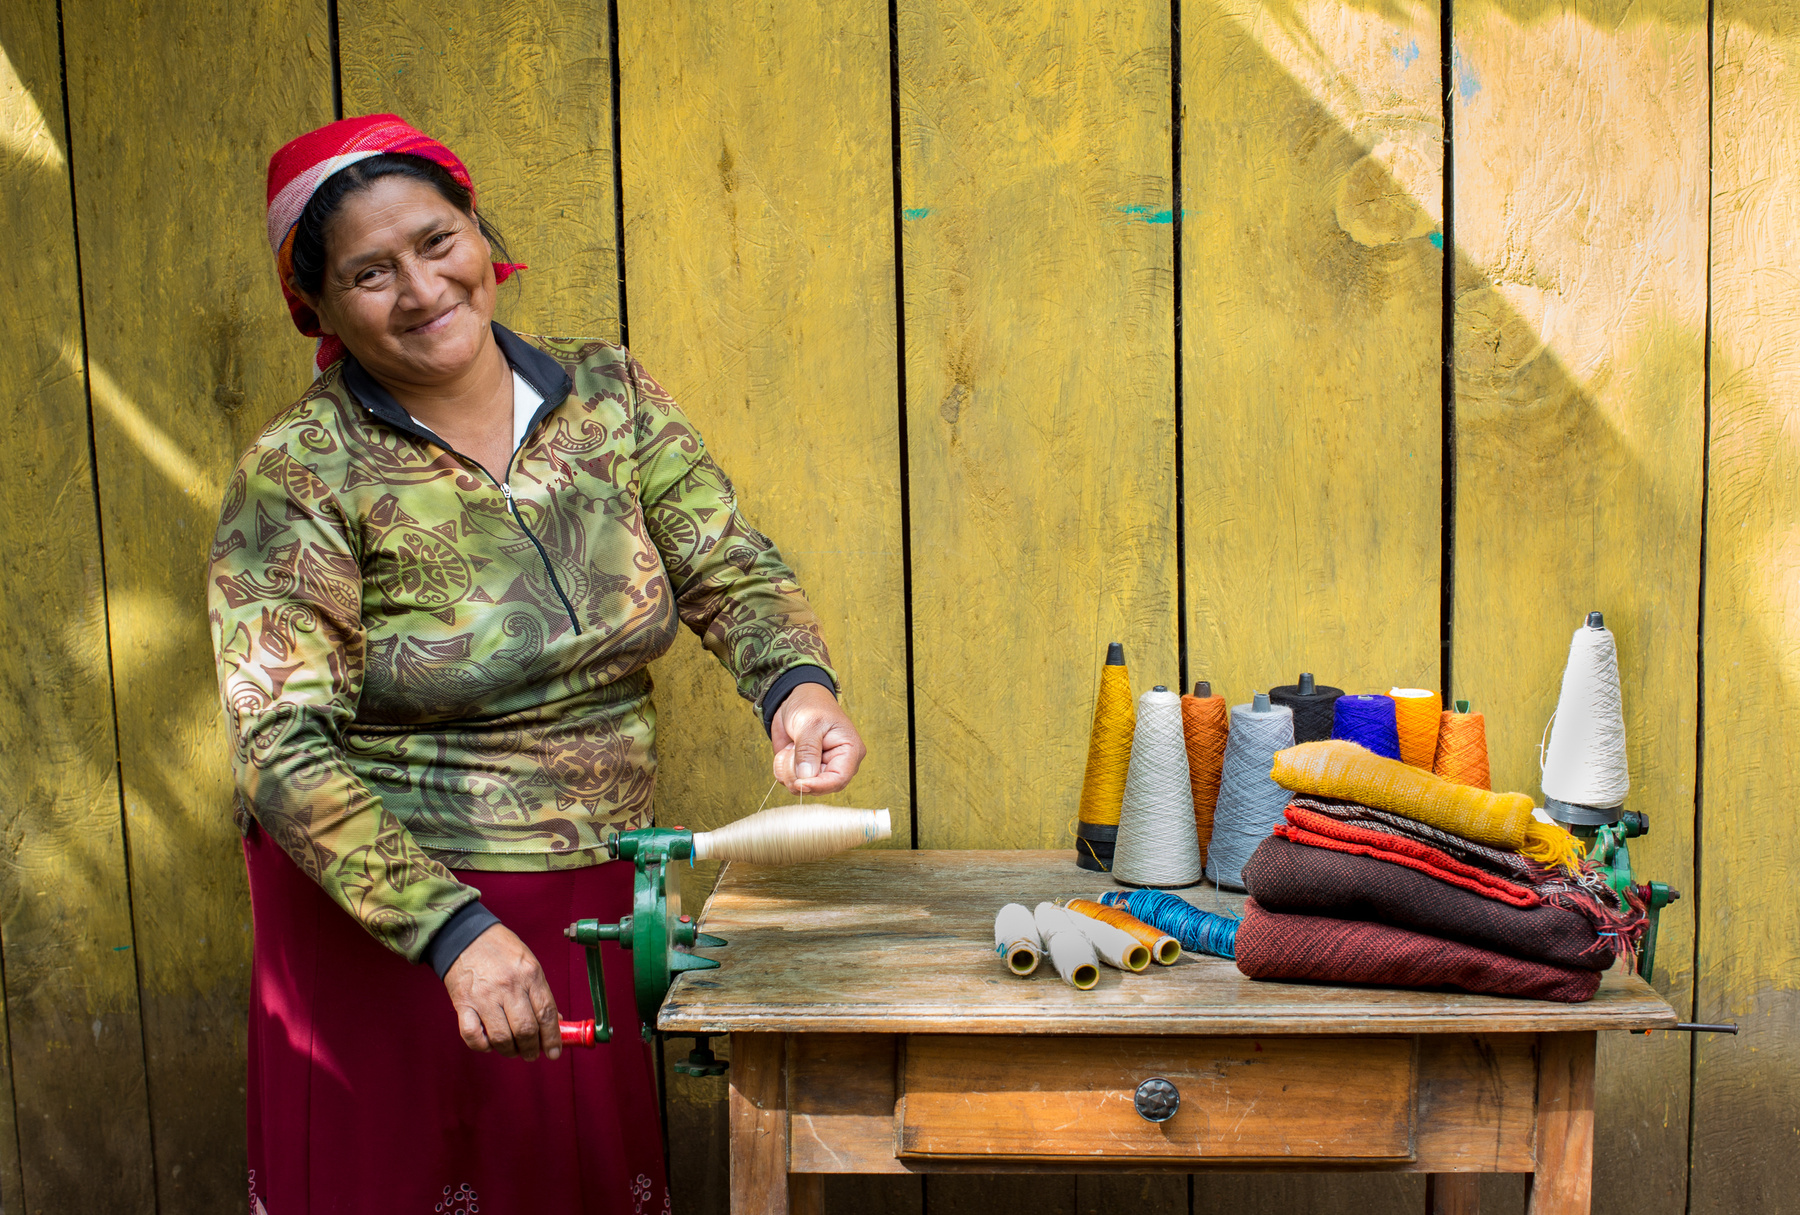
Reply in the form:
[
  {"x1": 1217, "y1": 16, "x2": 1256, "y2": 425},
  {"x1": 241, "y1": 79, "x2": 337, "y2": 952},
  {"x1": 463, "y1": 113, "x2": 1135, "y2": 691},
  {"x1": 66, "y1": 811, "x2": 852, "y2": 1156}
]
[
  {"x1": 1541, "y1": 619, "x2": 1630, "y2": 809},
  {"x1": 1111, "y1": 687, "x2": 1203, "y2": 887}
]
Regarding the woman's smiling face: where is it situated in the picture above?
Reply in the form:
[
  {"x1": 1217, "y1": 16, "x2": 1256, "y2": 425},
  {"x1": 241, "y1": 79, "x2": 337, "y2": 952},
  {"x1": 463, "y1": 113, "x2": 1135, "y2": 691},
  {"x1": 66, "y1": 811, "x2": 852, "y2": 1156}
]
[{"x1": 305, "y1": 175, "x2": 497, "y2": 386}]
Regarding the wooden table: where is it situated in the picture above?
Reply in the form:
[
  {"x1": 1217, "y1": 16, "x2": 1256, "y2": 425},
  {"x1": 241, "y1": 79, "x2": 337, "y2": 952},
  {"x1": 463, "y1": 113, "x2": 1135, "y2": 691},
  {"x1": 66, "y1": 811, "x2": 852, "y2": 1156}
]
[{"x1": 658, "y1": 851, "x2": 1677, "y2": 1215}]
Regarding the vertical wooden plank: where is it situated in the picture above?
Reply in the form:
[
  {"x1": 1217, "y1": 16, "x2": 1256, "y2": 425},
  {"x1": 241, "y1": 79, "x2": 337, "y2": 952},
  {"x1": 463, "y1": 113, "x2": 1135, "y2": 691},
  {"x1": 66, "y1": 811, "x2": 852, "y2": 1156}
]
[
  {"x1": 665, "y1": 1033, "x2": 732, "y2": 1215},
  {"x1": 1451, "y1": 6, "x2": 1707, "y2": 1212},
  {"x1": 1181, "y1": 4, "x2": 1439, "y2": 1206},
  {"x1": 930, "y1": 1175, "x2": 1076, "y2": 1215},
  {"x1": 339, "y1": 0, "x2": 620, "y2": 339},
  {"x1": 901, "y1": 0, "x2": 1176, "y2": 850},
  {"x1": 1426, "y1": 1173, "x2": 1480, "y2": 1215},
  {"x1": 1191, "y1": 1174, "x2": 1423, "y2": 1214},
  {"x1": 0, "y1": 3, "x2": 153, "y2": 1208},
  {"x1": 59, "y1": 0, "x2": 333, "y2": 1206},
  {"x1": 1699, "y1": 3, "x2": 1800, "y2": 1210},
  {"x1": 1076, "y1": 1175, "x2": 1185, "y2": 1215},
  {"x1": 1527, "y1": 1032, "x2": 1597, "y2": 1215},
  {"x1": 1182, "y1": 0, "x2": 1443, "y2": 701},
  {"x1": 619, "y1": 0, "x2": 909, "y2": 849},
  {"x1": 728, "y1": 1033, "x2": 793, "y2": 1215}
]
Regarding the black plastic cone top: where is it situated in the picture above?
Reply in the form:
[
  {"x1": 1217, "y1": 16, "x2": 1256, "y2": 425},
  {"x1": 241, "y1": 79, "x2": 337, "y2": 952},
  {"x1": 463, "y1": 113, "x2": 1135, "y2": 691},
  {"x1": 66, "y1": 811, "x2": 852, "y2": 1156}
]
[
  {"x1": 1587, "y1": 611, "x2": 1605, "y2": 628},
  {"x1": 1193, "y1": 681, "x2": 1211, "y2": 698},
  {"x1": 1298, "y1": 672, "x2": 1315, "y2": 695},
  {"x1": 1106, "y1": 642, "x2": 1125, "y2": 666}
]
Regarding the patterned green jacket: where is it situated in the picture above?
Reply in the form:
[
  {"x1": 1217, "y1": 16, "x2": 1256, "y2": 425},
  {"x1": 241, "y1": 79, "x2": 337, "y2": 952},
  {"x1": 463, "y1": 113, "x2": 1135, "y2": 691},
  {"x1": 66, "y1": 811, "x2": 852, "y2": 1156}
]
[{"x1": 208, "y1": 327, "x2": 833, "y2": 962}]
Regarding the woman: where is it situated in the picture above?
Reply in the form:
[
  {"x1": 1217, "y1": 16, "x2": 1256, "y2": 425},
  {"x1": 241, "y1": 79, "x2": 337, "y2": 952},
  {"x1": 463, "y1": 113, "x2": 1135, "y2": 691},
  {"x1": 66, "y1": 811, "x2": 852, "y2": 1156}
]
[{"x1": 212, "y1": 114, "x2": 865, "y2": 1213}]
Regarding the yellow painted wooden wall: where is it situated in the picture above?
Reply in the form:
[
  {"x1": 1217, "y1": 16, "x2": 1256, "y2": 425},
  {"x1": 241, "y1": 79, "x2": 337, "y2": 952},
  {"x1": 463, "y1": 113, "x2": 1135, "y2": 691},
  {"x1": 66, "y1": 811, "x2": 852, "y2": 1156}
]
[{"x1": 0, "y1": 0, "x2": 1792, "y2": 1211}]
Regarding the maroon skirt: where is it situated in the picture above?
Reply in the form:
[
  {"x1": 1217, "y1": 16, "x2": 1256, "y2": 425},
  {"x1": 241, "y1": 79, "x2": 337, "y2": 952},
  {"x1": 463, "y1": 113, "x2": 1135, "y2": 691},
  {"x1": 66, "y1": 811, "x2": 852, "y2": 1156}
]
[{"x1": 244, "y1": 823, "x2": 669, "y2": 1215}]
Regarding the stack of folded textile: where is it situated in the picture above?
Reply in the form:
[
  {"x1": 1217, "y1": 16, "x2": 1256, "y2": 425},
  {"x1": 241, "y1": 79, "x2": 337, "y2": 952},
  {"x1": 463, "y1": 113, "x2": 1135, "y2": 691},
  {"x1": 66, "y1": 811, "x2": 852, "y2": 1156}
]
[{"x1": 1233, "y1": 740, "x2": 1645, "y2": 1003}]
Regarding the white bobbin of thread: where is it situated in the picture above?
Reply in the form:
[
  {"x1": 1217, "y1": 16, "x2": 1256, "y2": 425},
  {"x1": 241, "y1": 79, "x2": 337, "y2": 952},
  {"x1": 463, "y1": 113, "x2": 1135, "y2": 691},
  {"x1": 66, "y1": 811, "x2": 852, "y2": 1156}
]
[
  {"x1": 1110, "y1": 686, "x2": 1203, "y2": 888},
  {"x1": 1541, "y1": 611, "x2": 1630, "y2": 811}
]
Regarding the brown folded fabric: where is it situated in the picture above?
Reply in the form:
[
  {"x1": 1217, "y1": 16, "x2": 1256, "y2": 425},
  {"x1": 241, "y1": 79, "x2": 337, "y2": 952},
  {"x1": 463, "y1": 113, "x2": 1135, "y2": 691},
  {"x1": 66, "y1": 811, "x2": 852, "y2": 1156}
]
[
  {"x1": 1234, "y1": 898, "x2": 1603, "y2": 1003},
  {"x1": 1243, "y1": 836, "x2": 1617, "y2": 970},
  {"x1": 1286, "y1": 795, "x2": 1647, "y2": 947}
]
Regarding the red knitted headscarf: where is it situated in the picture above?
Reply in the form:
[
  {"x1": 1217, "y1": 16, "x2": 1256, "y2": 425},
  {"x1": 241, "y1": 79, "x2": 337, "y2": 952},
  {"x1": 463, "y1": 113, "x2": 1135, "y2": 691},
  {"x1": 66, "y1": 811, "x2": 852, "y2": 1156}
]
[{"x1": 265, "y1": 114, "x2": 523, "y2": 371}]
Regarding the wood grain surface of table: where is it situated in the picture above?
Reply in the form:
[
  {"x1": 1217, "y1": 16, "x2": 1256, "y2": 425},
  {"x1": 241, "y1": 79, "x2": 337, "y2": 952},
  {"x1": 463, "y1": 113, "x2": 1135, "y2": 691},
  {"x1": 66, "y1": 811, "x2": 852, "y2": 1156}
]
[{"x1": 657, "y1": 850, "x2": 1678, "y2": 1037}]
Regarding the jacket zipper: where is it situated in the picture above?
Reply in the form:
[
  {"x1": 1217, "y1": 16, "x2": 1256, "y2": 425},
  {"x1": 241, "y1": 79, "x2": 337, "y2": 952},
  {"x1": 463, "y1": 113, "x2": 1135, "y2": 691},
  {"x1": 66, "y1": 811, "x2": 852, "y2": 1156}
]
[{"x1": 490, "y1": 468, "x2": 583, "y2": 636}]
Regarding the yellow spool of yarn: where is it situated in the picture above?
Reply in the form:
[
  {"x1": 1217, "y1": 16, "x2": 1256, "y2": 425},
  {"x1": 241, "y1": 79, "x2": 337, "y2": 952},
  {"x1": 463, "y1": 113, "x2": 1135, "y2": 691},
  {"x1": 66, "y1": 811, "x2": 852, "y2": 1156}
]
[
  {"x1": 1388, "y1": 687, "x2": 1442, "y2": 769},
  {"x1": 1269, "y1": 739, "x2": 1583, "y2": 869},
  {"x1": 1077, "y1": 643, "x2": 1136, "y2": 829}
]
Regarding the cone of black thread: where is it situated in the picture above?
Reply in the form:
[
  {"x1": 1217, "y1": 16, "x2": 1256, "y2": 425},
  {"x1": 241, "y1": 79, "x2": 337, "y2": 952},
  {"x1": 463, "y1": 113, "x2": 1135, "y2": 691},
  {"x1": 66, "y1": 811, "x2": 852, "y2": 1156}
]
[{"x1": 1269, "y1": 672, "x2": 1344, "y2": 743}]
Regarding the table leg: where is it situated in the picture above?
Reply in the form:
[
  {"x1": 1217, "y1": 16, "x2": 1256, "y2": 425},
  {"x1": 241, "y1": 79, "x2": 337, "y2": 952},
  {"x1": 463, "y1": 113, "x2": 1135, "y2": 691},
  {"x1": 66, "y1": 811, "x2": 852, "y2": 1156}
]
[
  {"x1": 1526, "y1": 1031, "x2": 1596, "y2": 1215},
  {"x1": 729, "y1": 1033, "x2": 798, "y2": 1215},
  {"x1": 1426, "y1": 1174, "x2": 1479, "y2": 1214},
  {"x1": 789, "y1": 1174, "x2": 824, "y2": 1215}
]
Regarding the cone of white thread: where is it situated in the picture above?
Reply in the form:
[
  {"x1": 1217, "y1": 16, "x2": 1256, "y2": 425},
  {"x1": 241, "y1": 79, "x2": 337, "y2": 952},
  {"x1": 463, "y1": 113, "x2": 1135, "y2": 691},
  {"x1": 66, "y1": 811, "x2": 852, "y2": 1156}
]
[
  {"x1": 1034, "y1": 904, "x2": 1100, "y2": 989},
  {"x1": 1205, "y1": 698, "x2": 1296, "y2": 891},
  {"x1": 691, "y1": 805, "x2": 891, "y2": 864},
  {"x1": 994, "y1": 903, "x2": 1042, "y2": 976},
  {"x1": 1110, "y1": 687, "x2": 1203, "y2": 888},
  {"x1": 1037, "y1": 901, "x2": 1149, "y2": 972},
  {"x1": 1541, "y1": 616, "x2": 1630, "y2": 810}
]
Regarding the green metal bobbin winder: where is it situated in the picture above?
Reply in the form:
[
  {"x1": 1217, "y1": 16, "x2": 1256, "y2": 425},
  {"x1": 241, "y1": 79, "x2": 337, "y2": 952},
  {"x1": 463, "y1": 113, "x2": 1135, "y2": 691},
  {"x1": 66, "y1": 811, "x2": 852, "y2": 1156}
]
[{"x1": 555, "y1": 825, "x2": 730, "y2": 1075}]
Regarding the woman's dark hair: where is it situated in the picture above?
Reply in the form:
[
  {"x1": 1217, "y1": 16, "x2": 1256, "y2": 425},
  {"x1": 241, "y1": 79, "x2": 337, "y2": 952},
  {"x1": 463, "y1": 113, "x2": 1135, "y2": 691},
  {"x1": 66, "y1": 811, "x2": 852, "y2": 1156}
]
[{"x1": 288, "y1": 152, "x2": 510, "y2": 296}]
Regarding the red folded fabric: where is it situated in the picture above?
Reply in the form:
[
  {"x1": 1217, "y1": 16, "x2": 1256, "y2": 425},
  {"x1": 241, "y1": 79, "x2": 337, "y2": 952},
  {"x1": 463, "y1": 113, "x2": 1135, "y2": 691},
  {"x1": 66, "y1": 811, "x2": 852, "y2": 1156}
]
[
  {"x1": 1275, "y1": 804, "x2": 1541, "y2": 908},
  {"x1": 1234, "y1": 898, "x2": 1602, "y2": 1003},
  {"x1": 1243, "y1": 836, "x2": 1616, "y2": 970}
]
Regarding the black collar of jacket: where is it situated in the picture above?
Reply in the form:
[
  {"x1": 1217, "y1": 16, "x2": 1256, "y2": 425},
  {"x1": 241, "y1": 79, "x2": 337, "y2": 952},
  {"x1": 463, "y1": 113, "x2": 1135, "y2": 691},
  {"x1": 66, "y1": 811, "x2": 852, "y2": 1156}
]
[{"x1": 341, "y1": 322, "x2": 574, "y2": 454}]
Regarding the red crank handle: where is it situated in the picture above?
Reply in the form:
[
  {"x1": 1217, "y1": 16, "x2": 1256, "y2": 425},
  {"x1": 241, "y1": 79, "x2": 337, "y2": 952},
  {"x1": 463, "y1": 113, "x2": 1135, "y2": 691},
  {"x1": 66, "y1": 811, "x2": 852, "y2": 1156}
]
[{"x1": 559, "y1": 1018, "x2": 598, "y2": 1048}]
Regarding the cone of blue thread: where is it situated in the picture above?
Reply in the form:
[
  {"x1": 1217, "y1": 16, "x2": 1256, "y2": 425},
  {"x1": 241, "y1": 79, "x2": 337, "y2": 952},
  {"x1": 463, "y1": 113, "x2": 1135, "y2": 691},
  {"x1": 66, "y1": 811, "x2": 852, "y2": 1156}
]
[{"x1": 1331, "y1": 693, "x2": 1402, "y2": 759}]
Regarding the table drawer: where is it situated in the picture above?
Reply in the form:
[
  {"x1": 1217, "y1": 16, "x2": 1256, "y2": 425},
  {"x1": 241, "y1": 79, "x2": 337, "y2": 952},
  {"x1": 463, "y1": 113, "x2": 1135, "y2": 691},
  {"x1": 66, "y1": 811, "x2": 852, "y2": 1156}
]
[{"x1": 897, "y1": 1035, "x2": 1416, "y2": 1162}]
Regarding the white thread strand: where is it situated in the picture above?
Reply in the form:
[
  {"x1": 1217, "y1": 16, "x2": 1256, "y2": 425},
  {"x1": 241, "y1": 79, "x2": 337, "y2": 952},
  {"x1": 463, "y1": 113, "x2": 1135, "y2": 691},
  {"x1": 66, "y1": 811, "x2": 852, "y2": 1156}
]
[
  {"x1": 1540, "y1": 622, "x2": 1630, "y2": 809},
  {"x1": 1110, "y1": 688, "x2": 1203, "y2": 887},
  {"x1": 1204, "y1": 701, "x2": 1297, "y2": 890}
]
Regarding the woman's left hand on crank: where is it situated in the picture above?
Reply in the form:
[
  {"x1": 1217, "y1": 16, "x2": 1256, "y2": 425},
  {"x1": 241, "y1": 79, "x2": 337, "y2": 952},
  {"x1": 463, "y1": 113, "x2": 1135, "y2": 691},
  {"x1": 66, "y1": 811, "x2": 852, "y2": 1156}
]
[{"x1": 771, "y1": 683, "x2": 866, "y2": 795}]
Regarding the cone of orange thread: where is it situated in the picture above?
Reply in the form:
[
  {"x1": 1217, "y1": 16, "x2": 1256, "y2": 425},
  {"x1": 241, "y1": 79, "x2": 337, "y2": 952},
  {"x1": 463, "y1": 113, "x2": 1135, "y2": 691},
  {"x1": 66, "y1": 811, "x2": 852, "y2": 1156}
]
[
  {"x1": 1389, "y1": 687, "x2": 1442, "y2": 769},
  {"x1": 1434, "y1": 700, "x2": 1492, "y2": 790},
  {"x1": 1062, "y1": 897, "x2": 1182, "y2": 965},
  {"x1": 1181, "y1": 681, "x2": 1229, "y2": 865}
]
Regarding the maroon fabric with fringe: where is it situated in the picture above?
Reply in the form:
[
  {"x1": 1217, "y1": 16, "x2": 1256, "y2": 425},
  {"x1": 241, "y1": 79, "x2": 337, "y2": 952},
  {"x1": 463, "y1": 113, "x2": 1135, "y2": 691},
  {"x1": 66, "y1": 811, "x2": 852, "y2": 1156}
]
[
  {"x1": 1234, "y1": 898, "x2": 1603, "y2": 1003},
  {"x1": 1242, "y1": 836, "x2": 1617, "y2": 970}
]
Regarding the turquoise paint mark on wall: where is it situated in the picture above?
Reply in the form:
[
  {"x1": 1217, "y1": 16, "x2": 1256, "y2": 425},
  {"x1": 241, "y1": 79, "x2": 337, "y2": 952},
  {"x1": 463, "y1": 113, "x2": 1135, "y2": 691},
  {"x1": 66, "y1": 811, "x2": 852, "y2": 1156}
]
[
  {"x1": 902, "y1": 207, "x2": 930, "y2": 220},
  {"x1": 1430, "y1": 231, "x2": 1444, "y2": 249},
  {"x1": 1455, "y1": 45, "x2": 1481, "y2": 103},
  {"x1": 1392, "y1": 39, "x2": 1420, "y2": 70},
  {"x1": 1115, "y1": 204, "x2": 1187, "y2": 224}
]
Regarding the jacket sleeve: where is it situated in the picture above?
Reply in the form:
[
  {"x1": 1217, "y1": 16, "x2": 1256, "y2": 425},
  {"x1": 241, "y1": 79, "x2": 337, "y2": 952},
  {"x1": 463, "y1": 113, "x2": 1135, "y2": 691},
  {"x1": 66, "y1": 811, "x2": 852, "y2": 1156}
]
[
  {"x1": 627, "y1": 355, "x2": 836, "y2": 712},
  {"x1": 208, "y1": 444, "x2": 479, "y2": 962}
]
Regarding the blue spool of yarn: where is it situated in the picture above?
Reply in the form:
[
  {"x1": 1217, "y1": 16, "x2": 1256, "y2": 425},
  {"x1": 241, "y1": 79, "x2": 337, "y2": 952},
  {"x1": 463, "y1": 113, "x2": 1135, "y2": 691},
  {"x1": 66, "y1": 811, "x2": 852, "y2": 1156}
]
[
  {"x1": 1098, "y1": 889, "x2": 1239, "y2": 959},
  {"x1": 1331, "y1": 694, "x2": 1402, "y2": 760}
]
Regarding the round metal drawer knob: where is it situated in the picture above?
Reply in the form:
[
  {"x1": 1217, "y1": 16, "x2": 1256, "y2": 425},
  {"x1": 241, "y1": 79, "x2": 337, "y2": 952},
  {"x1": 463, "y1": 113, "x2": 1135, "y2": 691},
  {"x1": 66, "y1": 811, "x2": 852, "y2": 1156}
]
[{"x1": 1134, "y1": 1076, "x2": 1180, "y2": 1123}]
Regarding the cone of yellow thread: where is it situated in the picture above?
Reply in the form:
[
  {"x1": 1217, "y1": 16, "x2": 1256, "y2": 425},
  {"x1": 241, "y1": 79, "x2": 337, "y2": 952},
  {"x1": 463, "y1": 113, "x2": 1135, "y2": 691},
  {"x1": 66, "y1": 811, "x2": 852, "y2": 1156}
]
[
  {"x1": 1181, "y1": 681, "x2": 1229, "y2": 866},
  {"x1": 1077, "y1": 643, "x2": 1136, "y2": 840},
  {"x1": 1433, "y1": 702, "x2": 1491, "y2": 790},
  {"x1": 1389, "y1": 687, "x2": 1442, "y2": 769}
]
